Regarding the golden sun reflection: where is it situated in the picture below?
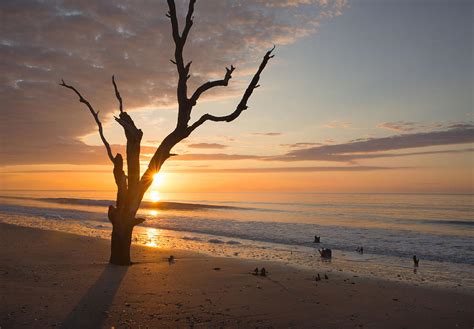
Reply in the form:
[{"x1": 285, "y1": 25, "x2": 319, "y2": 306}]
[
  {"x1": 145, "y1": 227, "x2": 160, "y2": 247},
  {"x1": 149, "y1": 210, "x2": 158, "y2": 216}
]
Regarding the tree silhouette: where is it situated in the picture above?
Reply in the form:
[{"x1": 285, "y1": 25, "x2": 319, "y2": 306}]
[{"x1": 60, "y1": 0, "x2": 274, "y2": 265}]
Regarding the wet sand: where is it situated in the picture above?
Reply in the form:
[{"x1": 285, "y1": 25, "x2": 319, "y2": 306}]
[{"x1": 1, "y1": 223, "x2": 473, "y2": 328}]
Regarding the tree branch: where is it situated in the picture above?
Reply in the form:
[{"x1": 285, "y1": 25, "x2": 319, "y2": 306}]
[
  {"x1": 110, "y1": 75, "x2": 143, "y2": 201},
  {"x1": 59, "y1": 79, "x2": 115, "y2": 163},
  {"x1": 114, "y1": 111, "x2": 143, "y2": 206},
  {"x1": 187, "y1": 46, "x2": 275, "y2": 133},
  {"x1": 190, "y1": 65, "x2": 235, "y2": 105},
  {"x1": 60, "y1": 79, "x2": 128, "y2": 218},
  {"x1": 167, "y1": 0, "x2": 196, "y2": 128},
  {"x1": 134, "y1": 217, "x2": 146, "y2": 226},
  {"x1": 181, "y1": 0, "x2": 196, "y2": 44},
  {"x1": 166, "y1": 0, "x2": 181, "y2": 44},
  {"x1": 109, "y1": 153, "x2": 127, "y2": 222},
  {"x1": 112, "y1": 75, "x2": 123, "y2": 113}
]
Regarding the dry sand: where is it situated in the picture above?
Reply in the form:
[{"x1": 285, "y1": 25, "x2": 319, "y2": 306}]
[{"x1": 1, "y1": 223, "x2": 473, "y2": 328}]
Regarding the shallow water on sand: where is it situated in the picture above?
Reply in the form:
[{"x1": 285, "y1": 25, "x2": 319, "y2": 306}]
[{"x1": 0, "y1": 190, "x2": 473, "y2": 291}]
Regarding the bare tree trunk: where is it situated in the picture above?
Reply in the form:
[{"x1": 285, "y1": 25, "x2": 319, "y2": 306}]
[
  {"x1": 108, "y1": 200, "x2": 142, "y2": 265},
  {"x1": 110, "y1": 220, "x2": 133, "y2": 265},
  {"x1": 60, "y1": 0, "x2": 273, "y2": 266}
]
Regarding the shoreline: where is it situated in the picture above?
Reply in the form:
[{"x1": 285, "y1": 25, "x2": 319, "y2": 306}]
[
  {"x1": 1, "y1": 213, "x2": 473, "y2": 293},
  {"x1": 1, "y1": 223, "x2": 473, "y2": 328}
]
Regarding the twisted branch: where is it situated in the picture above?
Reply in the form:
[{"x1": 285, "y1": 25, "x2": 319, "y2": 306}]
[
  {"x1": 187, "y1": 46, "x2": 275, "y2": 133},
  {"x1": 190, "y1": 65, "x2": 235, "y2": 105},
  {"x1": 59, "y1": 79, "x2": 115, "y2": 163},
  {"x1": 112, "y1": 75, "x2": 123, "y2": 113}
]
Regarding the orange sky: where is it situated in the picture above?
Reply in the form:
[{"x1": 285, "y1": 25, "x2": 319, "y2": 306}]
[{"x1": 1, "y1": 147, "x2": 472, "y2": 196}]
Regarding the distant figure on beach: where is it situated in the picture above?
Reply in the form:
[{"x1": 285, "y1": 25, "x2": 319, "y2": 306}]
[
  {"x1": 315, "y1": 273, "x2": 321, "y2": 281},
  {"x1": 413, "y1": 255, "x2": 419, "y2": 267},
  {"x1": 313, "y1": 235, "x2": 320, "y2": 243},
  {"x1": 319, "y1": 248, "x2": 332, "y2": 259},
  {"x1": 356, "y1": 246, "x2": 364, "y2": 254},
  {"x1": 252, "y1": 267, "x2": 267, "y2": 276},
  {"x1": 168, "y1": 255, "x2": 175, "y2": 264}
]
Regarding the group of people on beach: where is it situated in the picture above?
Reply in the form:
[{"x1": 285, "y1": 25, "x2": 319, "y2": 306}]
[
  {"x1": 313, "y1": 235, "x2": 421, "y2": 268},
  {"x1": 253, "y1": 267, "x2": 267, "y2": 277}
]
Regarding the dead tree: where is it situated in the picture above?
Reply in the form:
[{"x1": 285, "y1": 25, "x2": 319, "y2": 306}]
[{"x1": 60, "y1": 0, "x2": 274, "y2": 265}]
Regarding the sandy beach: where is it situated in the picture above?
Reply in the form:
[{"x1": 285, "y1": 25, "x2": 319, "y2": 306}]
[{"x1": 1, "y1": 223, "x2": 473, "y2": 329}]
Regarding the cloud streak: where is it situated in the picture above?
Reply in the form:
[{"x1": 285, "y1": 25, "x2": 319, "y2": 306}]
[
  {"x1": 376, "y1": 121, "x2": 453, "y2": 132},
  {"x1": 274, "y1": 126, "x2": 474, "y2": 162},
  {"x1": 1, "y1": 125, "x2": 472, "y2": 166},
  {"x1": 280, "y1": 142, "x2": 323, "y2": 148},
  {"x1": 166, "y1": 165, "x2": 408, "y2": 173},
  {"x1": 250, "y1": 132, "x2": 283, "y2": 136},
  {"x1": 187, "y1": 143, "x2": 228, "y2": 149}
]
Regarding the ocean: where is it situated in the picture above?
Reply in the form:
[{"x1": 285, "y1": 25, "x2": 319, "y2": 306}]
[{"x1": 0, "y1": 190, "x2": 473, "y2": 290}]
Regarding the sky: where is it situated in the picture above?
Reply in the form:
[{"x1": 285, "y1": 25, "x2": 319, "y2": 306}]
[{"x1": 0, "y1": 0, "x2": 473, "y2": 195}]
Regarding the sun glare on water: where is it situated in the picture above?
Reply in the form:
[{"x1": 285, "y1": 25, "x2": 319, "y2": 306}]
[{"x1": 145, "y1": 228, "x2": 160, "y2": 247}]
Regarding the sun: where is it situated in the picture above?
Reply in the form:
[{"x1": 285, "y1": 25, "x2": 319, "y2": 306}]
[{"x1": 150, "y1": 190, "x2": 160, "y2": 203}]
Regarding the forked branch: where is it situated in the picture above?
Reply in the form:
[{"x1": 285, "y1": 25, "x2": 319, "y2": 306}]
[
  {"x1": 190, "y1": 65, "x2": 235, "y2": 105},
  {"x1": 110, "y1": 76, "x2": 143, "y2": 204},
  {"x1": 111, "y1": 76, "x2": 142, "y2": 142},
  {"x1": 187, "y1": 46, "x2": 275, "y2": 133},
  {"x1": 166, "y1": 0, "x2": 196, "y2": 46},
  {"x1": 59, "y1": 79, "x2": 115, "y2": 163}
]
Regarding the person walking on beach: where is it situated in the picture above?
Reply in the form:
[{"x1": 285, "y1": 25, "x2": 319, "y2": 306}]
[{"x1": 413, "y1": 255, "x2": 419, "y2": 267}]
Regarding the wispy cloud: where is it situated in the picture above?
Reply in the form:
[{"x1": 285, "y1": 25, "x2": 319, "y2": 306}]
[
  {"x1": 324, "y1": 120, "x2": 351, "y2": 129},
  {"x1": 280, "y1": 142, "x2": 323, "y2": 148},
  {"x1": 275, "y1": 125, "x2": 474, "y2": 162},
  {"x1": 2, "y1": 125, "x2": 472, "y2": 166},
  {"x1": 377, "y1": 121, "x2": 443, "y2": 132},
  {"x1": 171, "y1": 125, "x2": 474, "y2": 163},
  {"x1": 165, "y1": 165, "x2": 407, "y2": 173},
  {"x1": 170, "y1": 148, "x2": 473, "y2": 163},
  {"x1": 171, "y1": 153, "x2": 260, "y2": 161},
  {"x1": 250, "y1": 132, "x2": 283, "y2": 136},
  {"x1": 187, "y1": 143, "x2": 228, "y2": 149}
]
